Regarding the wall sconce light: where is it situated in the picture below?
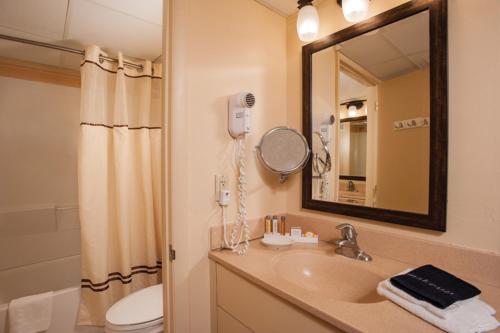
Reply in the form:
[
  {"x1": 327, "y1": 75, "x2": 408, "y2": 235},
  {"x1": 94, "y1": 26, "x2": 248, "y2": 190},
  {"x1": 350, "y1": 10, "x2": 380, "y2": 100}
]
[
  {"x1": 348, "y1": 105, "x2": 358, "y2": 117},
  {"x1": 337, "y1": 0, "x2": 370, "y2": 23},
  {"x1": 297, "y1": 0, "x2": 319, "y2": 42},
  {"x1": 297, "y1": 0, "x2": 371, "y2": 42}
]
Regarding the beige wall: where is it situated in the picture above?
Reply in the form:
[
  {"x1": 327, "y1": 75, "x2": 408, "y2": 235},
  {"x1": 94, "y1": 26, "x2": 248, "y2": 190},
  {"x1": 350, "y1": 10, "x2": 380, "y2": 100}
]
[
  {"x1": 377, "y1": 68, "x2": 429, "y2": 214},
  {"x1": 170, "y1": 0, "x2": 287, "y2": 331},
  {"x1": 286, "y1": 0, "x2": 500, "y2": 253}
]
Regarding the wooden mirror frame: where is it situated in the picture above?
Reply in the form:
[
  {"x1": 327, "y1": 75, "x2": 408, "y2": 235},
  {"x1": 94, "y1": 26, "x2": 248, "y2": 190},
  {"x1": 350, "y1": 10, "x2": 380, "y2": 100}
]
[{"x1": 302, "y1": 0, "x2": 448, "y2": 231}]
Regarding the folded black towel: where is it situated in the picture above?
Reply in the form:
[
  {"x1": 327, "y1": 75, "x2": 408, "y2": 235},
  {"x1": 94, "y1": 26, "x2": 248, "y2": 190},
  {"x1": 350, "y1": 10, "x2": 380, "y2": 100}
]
[{"x1": 390, "y1": 264, "x2": 481, "y2": 309}]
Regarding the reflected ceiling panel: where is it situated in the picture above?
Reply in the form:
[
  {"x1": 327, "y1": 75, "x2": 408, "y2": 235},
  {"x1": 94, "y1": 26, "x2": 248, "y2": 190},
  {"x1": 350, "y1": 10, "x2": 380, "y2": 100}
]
[{"x1": 339, "y1": 11, "x2": 429, "y2": 80}]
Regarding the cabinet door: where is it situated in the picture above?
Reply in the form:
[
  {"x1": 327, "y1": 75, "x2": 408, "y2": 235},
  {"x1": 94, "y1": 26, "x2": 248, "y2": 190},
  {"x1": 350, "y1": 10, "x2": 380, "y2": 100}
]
[{"x1": 218, "y1": 307, "x2": 253, "y2": 333}]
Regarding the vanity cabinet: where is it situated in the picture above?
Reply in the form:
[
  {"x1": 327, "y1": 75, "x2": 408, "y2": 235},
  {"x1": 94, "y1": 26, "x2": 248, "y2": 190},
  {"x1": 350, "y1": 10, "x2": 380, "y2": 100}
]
[{"x1": 211, "y1": 262, "x2": 344, "y2": 333}]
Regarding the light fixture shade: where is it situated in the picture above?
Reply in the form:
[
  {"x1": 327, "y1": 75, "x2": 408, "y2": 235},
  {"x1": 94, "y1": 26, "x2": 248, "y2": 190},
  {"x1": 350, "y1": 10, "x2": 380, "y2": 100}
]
[
  {"x1": 297, "y1": 5, "x2": 319, "y2": 42},
  {"x1": 342, "y1": 0, "x2": 369, "y2": 23},
  {"x1": 348, "y1": 105, "x2": 357, "y2": 117}
]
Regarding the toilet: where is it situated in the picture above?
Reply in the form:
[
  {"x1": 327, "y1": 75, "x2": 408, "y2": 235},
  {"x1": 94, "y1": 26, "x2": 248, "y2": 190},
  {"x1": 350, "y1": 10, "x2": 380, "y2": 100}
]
[{"x1": 105, "y1": 284, "x2": 163, "y2": 333}]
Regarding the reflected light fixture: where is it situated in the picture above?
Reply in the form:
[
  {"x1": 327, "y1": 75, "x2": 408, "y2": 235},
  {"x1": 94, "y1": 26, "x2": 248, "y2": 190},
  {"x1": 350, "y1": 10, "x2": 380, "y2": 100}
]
[
  {"x1": 337, "y1": 0, "x2": 370, "y2": 23},
  {"x1": 346, "y1": 100, "x2": 364, "y2": 117},
  {"x1": 348, "y1": 105, "x2": 357, "y2": 117},
  {"x1": 297, "y1": 0, "x2": 319, "y2": 42}
]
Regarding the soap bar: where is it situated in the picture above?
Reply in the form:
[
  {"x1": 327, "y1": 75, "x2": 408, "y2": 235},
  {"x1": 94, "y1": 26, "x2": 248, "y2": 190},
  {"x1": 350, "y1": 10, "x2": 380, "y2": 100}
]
[{"x1": 290, "y1": 227, "x2": 302, "y2": 239}]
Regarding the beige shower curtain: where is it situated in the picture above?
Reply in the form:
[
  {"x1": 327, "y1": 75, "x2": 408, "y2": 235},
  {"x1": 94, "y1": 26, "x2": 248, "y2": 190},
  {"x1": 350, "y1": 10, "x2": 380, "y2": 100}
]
[{"x1": 77, "y1": 45, "x2": 162, "y2": 325}]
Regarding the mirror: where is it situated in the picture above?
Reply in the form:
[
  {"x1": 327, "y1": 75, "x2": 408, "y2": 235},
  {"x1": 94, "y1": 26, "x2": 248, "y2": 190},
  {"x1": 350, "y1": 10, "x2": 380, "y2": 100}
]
[
  {"x1": 257, "y1": 127, "x2": 310, "y2": 183},
  {"x1": 302, "y1": 0, "x2": 448, "y2": 231}
]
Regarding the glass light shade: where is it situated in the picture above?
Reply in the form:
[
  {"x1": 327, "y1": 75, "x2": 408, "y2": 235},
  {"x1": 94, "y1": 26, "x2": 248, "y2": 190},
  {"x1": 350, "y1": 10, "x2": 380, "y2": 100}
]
[
  {"x1": 342, "y1": 0, "x2": 369, "y2": 23},
  {"x1": 348, "y1": 105, "x2": 357, "y2": 117},
  {"x1": 297, "y1": 5, "x2": 319, "y2": 42}
]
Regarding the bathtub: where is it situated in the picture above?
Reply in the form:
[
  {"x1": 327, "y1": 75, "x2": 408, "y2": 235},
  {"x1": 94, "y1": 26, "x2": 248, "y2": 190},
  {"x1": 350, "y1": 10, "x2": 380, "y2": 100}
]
[{"x1": 0, "y1": 255, "x2": 103, "y2": 333}]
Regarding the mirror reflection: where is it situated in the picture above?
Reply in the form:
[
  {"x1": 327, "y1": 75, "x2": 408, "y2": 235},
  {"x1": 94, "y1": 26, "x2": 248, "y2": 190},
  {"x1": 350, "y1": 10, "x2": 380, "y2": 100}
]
[
  {"x1": 311, "y1": 10, "x2": 430, "y2": 214},
  {"x1": 258, "y1": 127, "x2": 310, "y2": 183}
]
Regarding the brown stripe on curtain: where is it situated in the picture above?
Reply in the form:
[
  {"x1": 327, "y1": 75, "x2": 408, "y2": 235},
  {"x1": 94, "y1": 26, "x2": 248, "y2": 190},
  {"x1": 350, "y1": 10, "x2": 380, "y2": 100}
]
[{"x1": 81, "y1": 262, "x2": 163, "y2": 292}]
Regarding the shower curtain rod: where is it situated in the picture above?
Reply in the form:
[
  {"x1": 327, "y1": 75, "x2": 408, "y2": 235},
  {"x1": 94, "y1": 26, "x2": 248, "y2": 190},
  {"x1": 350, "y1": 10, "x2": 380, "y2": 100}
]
[{"x1": 0, "y1": 33, "x2": 144, "y2": 70}]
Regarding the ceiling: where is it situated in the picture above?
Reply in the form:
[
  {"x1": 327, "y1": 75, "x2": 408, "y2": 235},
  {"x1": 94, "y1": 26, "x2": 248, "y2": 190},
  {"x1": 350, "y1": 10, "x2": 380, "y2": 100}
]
[
  {"x1": 255, "y1": 0, "x2": 298, "y2": 16},
  {"x1": 339, "y1": 71, "x2": 368, "y2": 102},
  {"x1": 339, "y1": 10, "x2": 429, "y2": 81},
  {"x1": 0, "y1": 0, "x2": 162, "y2": 70}
]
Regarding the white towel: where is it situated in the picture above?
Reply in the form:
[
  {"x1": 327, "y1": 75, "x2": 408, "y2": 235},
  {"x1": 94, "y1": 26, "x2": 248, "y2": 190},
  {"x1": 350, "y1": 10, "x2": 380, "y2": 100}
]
[
  {"x1": 377, "y1": 279, "x2": 499, "y2": 333},
  {"x1": 8, "y1": 291, "x2": 54, "y2": 333}
]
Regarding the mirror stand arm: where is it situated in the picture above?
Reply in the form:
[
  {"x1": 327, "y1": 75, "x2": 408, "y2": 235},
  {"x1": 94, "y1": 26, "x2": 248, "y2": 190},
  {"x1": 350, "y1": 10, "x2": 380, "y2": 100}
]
[{"x1": 279, "y1": 174, "x2": 289, "y2": 183}]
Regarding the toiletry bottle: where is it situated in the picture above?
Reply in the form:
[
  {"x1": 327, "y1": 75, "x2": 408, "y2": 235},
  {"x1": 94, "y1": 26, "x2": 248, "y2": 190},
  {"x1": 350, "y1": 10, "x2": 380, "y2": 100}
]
[
  {"x1": 272, "y1": 215, "x2": 278, "y2": 234},
  {"x1": 279, "y1": 216, "x2": 286, "y2": 235},
  {"x1": 264, "y1": 215, "x2": 272, "y2": 234}
]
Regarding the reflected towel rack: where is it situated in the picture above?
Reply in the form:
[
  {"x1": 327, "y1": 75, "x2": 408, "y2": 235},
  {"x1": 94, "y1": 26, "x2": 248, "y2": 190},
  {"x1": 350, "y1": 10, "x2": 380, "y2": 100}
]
[{"x1": 393, "y1": 117, "x2": 430, "y2": 131}]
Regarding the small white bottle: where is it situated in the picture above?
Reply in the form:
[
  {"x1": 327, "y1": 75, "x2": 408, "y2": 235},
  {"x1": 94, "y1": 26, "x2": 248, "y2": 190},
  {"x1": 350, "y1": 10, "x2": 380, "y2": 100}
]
[{"x1": 272, "y1": 215, "x2": 278, "y2": 235}]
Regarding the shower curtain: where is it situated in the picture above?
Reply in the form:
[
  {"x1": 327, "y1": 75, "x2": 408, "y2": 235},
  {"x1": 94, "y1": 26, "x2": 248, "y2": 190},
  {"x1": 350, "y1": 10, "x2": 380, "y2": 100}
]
[{"x1": 77, "y1": 45, "x2": 162, "y2": 325}]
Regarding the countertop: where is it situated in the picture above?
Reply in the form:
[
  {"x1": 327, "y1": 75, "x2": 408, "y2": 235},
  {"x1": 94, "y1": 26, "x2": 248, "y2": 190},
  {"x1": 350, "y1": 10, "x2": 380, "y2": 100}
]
[{"x1": 209, "y1": 240, "x2": 500, "y2": 333}]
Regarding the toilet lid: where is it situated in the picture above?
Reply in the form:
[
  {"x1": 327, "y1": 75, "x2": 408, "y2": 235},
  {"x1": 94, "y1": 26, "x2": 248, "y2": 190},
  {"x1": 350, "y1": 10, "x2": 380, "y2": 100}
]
[{"x1": 106, "y1": 284, "x2": 163, "y2": 326}]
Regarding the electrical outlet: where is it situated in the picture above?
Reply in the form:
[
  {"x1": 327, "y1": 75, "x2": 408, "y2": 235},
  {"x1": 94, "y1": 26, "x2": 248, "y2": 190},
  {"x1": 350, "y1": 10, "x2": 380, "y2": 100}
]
[
  {"x1": 215, "y1": 175, "x2": 230, "y2": 206},
  {"x1": 214, "y1": 175, "x2": 227, "y2": 199}
]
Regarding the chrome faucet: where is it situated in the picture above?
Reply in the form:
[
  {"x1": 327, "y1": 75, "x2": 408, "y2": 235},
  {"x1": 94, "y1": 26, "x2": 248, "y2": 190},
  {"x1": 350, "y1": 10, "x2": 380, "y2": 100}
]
[{"x1": 334, "y1": 224, "x2": 372, "y2": 261}]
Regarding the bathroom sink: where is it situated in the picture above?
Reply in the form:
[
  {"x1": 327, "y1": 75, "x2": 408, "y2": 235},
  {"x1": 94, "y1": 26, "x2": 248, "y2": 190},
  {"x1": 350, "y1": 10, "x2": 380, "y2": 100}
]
[{"x1": 272, "y1": 251, "x2": 386, "y2": 304}]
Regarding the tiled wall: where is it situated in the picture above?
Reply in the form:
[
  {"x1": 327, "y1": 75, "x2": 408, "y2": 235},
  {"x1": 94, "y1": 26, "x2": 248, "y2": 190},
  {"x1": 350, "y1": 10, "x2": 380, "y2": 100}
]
[
  {"x1": 0, "y1": 206, "x2": 80, "y2": 270},
  {"x1": 0, "y1": 204, "x2": 81, "y2": 304},
  {"x1": 0, "y1": 76, "x2": 81, "y2": 303}
]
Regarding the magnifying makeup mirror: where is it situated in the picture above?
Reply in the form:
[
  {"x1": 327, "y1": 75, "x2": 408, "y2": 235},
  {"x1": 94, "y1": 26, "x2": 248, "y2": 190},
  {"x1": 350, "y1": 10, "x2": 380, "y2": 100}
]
[{"x1": 256, "y1": 127, "x2": 310, "y2": 183}]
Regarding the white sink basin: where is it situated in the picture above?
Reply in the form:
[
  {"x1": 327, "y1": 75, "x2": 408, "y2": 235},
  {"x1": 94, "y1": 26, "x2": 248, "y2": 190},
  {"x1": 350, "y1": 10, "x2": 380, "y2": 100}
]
[{"x1": 272, "y1": 251, "x2": 386, "y2": 304}]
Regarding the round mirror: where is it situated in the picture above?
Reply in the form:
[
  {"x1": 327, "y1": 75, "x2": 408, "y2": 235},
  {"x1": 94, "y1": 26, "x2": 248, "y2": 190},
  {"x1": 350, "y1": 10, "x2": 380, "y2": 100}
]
[{"x1": 256, "y1": 127, "x2": 310, "y2": 183}]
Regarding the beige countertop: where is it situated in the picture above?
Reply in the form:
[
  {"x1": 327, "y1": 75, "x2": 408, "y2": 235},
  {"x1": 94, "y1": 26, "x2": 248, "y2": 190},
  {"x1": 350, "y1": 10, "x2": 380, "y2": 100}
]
[{"x1": 209, "y1": 240, "x2": 500, "y2": 333}]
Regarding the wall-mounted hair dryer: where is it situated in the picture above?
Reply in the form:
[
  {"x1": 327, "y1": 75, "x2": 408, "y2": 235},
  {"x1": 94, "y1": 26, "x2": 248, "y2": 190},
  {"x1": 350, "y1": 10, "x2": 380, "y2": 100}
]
[
  {"x1": 221, "y1": 92, "x2": 256, "y2": 255},
  {"x1": 228, "y1": 92, "x2": 256, "y2": 138}
]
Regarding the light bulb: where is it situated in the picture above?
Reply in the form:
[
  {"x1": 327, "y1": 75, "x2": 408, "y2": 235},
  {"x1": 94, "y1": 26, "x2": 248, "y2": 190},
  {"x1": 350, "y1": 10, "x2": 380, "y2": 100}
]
[
  {"x1": 348, "y1": 105, "x2": 357, "y2": 117},
  {"x1": 342, "y1": 0, "x2": 369, "y2": 23},
  {"x1": 297, "y1": 5, "x2": 319, "y2": 42}
]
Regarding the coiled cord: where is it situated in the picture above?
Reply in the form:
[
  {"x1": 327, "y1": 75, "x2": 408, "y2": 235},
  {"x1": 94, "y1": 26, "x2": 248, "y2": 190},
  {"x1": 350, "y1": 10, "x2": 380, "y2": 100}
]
[
  {"x1": 222, "y1": 137, "x2": 250, "y2": 255},
  {"x1": 320, "y1": 173, "x2": 329, "y2": 200}
]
